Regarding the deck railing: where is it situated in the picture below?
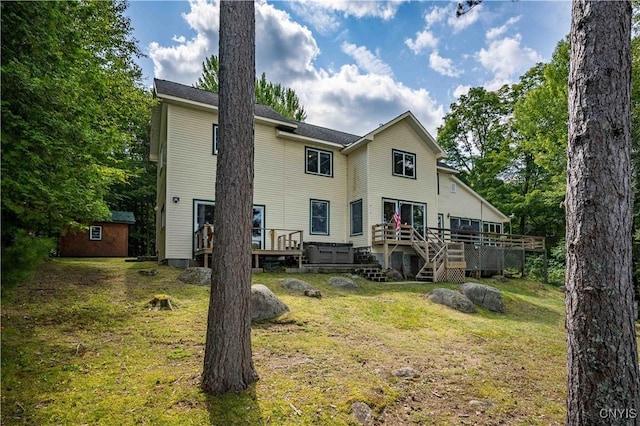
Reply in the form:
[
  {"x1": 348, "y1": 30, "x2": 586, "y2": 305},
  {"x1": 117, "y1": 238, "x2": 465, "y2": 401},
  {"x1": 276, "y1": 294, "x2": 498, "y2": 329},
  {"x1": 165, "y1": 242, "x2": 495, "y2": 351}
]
[
  {"x1": 371, "y1": 223, "x2": 545, "y2": 251},
  {"x1": 194, "y1": 225, "x2": 304, "y2": 254}
]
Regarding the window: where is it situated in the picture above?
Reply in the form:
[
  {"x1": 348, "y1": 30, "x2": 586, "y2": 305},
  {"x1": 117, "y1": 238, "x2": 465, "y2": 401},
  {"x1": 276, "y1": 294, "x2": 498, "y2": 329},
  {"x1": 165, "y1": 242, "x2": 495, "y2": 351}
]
[
  {"x1": 483, "y1": 222, "x2": 502, "y2": 234},
  {"x1": 450, "y1": 216, "x2": 480, "y2": 243},
  {"x1": 392, "y1": 150, "x2": 416, "y2": 178},
  {"x1": 350, "y1": 199, "x2": 363, "y2": 236},
  {"x1": 212, "y1": 123, "x2": 219, "y2": 155},
  {"x1": 310, "y1": 199, "x2": 329, "y2": 235},
  {"x1": 305, "y1": 147, "x2": 333, "y2": 177},
  {"x1": 89, "y1": 226, "x2": 102, "y2": 241},
  {"x1": 451, "y1": 182, "x2": 457, "y2": 193}
]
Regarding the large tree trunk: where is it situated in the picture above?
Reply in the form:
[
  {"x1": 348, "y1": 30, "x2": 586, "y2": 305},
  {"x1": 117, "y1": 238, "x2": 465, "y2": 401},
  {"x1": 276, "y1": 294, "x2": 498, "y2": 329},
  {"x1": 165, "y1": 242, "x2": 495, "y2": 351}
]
[
  {"x1": 201, "y1": 0, "x2": 258, "y2": 396},
  {"x1": 566, "y1": 1, "x2": 640, "y2": 424}
]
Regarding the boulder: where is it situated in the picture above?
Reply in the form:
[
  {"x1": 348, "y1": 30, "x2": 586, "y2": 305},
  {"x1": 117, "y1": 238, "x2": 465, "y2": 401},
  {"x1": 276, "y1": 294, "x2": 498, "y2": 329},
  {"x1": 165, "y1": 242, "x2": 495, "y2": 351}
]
[
  {"x1": 385, "y1": 268, "x2": 404, "y2": 281},
  {"x1": 329, "y1": 276, "x2": 357, "y2": 290},
  {"x1": 304, "y1": 289, "x2": 322, "y2": 298},
  {"x1": 426, "y1": 288, "x2": 476, "y2": 313},
  {"x1": 177, "y1": 267, "x2": 211, "y2": 285},
  {"x1": 392, "y1": 366, "x2": 420, "y2": 379},
  {"x1": 351, "y1": 402, "x2": 372, "y2": 425},
  {"x1": 251, "y1": 284, "x2": 289, "y2": 321},
  {"x1": 459, "y1": 282, "x2": 505, "y2": 313},
  {"x1": 280, "y1": 278, "x2": 316, "y2": 292}
]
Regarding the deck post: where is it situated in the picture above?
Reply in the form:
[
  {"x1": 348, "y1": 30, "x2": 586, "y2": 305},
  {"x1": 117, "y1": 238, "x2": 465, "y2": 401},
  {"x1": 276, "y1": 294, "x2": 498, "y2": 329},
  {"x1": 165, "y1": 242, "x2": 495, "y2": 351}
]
[{"x1": 383, "y1": 241, "x2": 389, "y2": 269}]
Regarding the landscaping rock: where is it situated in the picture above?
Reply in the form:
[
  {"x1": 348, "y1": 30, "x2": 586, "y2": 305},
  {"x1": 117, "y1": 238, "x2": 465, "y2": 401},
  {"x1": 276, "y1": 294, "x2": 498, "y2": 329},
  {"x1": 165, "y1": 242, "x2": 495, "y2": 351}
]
[
  {"x1": 469, "y1": 399, "x2": 495, "y2": 408},
  {"x1": 177, "y1": 267, "x2": 211, "y2": 286},
  {"x1": 351, "y1": 402, "x2": 372, "y2": 425},
  {"x1": 251, "y1": 284, "x2": 289, "y2": 321},
  {"x1": 280, "y1": 278, "x2": 316, "y2": 292},
  {"x1": 385, "y1": 268, "x2": 403, "y2": 281},
  {"x1": 329, "y1": 276, "x2": 357, "y2": 290},
  {"x1": 426, "y1": 288, "x2": 476, "y2": 313},
  {"x1": 304, "y1": 289, "x2": 322, "y2": 298},
  {"x1": 392, "y1": 366, "x2": 420, "y2": 379},
  {"x1": 459, "y1": 282, "x2": 505, "y2": 313}
]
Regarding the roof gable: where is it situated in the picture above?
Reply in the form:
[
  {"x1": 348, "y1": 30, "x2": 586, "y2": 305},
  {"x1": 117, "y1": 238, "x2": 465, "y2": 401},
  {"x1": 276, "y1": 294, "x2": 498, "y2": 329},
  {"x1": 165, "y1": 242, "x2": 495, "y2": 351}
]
[{"x1": 342, "y1": 111, "x2": 445, "y2": 157}]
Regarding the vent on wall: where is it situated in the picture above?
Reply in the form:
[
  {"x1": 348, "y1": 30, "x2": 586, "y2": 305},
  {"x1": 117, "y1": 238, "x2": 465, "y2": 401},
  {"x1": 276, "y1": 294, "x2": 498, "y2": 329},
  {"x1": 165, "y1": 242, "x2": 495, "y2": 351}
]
[{"x1": 451, "y1": 182, "x2": 457, "y2": 193}]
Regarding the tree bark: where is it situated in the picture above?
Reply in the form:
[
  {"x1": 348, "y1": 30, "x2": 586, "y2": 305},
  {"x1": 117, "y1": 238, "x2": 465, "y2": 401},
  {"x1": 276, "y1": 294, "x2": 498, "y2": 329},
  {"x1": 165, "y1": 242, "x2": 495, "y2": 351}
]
[
  {"x1": 566, "y1": 1, "x2": 640, "y2": 424},
  {"x1": 201, "y1": 0, "x2": 258, "y2": 395}
]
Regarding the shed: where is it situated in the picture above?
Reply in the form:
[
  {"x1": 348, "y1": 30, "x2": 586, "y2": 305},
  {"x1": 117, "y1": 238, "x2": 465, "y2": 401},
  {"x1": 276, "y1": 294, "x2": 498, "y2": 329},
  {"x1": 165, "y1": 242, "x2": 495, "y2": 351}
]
[{"x1": 60, "y1": 211, "x2": 136, "y2": 257}]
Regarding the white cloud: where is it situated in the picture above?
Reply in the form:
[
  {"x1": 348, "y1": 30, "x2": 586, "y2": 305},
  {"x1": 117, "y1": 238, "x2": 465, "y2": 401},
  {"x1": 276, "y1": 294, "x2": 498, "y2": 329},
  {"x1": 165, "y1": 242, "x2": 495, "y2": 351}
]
[
  {"x1": 453, "y1": 84, "x2": 471, "y2": 99},
  {"x1": 405, "y1": 29, "x2": 438, "y2": 54},
  {"x1": 289, "y1": 0, "x2": 404, "y2": 35},
  {"x1": 172, "y1": 35, "x2": 187, "y2": 44},
  {"x1": 425, "y1": 5, "x2": 449, "y2": 27},
  {"x1": 486, "y1": 16, "x2": 521, "y2": 40},
  {"x1": 341, "y1": 42, "x2": 393, "y2": 77},
  {"x1": 476, "y1": 34, "x2": 543, "y2": 90},
  {"x1": 447, "y1": 3, "x2": 482, "y2": 33},
  {"x1": 429, "y1": 51, "x2": 461, "y2": 78},
  {"x1": 294, "y1": 64, "x2": 444, "y2": 135},
  {"x1": 147, "y1": 0, "x2": 445, "y2": 136}
]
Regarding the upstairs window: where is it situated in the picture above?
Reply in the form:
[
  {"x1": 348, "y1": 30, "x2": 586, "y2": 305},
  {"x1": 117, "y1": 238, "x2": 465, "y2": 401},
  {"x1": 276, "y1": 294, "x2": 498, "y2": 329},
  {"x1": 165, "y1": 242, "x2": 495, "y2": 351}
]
[
  {"x1": 393, "y1": 150, "x2": 416, "y2": 179},
  {"x1": 306, "y1": 147, "x2": 333, "y2": 177},
  {"x1": 212, "y1": 123, "x2": 219, "y2": 155}
]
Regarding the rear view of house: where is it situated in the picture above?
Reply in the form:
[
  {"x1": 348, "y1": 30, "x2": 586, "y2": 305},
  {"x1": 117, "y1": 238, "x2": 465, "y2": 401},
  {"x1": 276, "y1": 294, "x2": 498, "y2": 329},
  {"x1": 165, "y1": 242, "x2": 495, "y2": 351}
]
[{"x1": 150, "y1": 79, "x2": 543, "y2": 280}]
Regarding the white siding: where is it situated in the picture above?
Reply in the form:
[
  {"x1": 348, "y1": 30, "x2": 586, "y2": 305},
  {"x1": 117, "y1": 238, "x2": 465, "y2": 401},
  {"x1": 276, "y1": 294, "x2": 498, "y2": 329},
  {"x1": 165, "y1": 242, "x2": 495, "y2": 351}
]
[
  {"x1": 366, "y1": 121, "x2": 439, "y2": 229},
  {"x1": 437, "y1": 173, "x2": 506, "y2": 225},
  {"x1": 346, "y1": 146, "x2": 369, "y2": 247}
]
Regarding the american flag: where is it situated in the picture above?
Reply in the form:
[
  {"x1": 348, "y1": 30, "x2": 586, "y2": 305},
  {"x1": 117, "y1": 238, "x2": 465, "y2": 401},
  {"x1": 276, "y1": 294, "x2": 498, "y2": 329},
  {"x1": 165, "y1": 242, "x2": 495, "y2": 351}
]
[{"x1": 393, "y1": 210, "x2": 401, "y2": 234}]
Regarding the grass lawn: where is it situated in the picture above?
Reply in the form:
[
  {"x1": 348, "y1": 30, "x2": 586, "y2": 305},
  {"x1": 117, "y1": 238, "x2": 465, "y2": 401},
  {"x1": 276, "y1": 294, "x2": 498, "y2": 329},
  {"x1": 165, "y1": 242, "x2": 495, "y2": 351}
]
[{"x1": 1, "y1": 258, "x2": 576, "y2": 425}]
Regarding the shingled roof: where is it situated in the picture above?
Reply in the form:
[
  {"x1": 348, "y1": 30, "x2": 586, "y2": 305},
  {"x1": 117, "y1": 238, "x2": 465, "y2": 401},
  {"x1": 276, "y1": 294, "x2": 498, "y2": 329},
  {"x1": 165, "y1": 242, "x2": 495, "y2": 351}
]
[{"x1": 153, "y1": 79, "x2": 361, "y2": 147}]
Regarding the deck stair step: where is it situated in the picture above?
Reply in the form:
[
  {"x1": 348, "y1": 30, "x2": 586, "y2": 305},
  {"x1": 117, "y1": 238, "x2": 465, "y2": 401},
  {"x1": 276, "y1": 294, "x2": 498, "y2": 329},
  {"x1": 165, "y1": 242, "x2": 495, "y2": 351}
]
[{"x1": 360, "y1": 266, "x2": 385, "y2": 282}]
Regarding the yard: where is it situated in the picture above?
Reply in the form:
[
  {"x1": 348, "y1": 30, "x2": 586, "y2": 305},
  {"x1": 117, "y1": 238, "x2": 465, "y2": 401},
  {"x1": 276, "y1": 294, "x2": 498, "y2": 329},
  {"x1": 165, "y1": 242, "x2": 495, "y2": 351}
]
[{"x1": 1, "y1": 258, "x2": 570, "y2": 425}]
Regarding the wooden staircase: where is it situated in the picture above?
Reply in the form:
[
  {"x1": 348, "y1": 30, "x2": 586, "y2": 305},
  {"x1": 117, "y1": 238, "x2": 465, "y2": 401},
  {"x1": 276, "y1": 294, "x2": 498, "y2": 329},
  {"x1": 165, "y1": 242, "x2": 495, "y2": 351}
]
[{"x1": 412, "y1": 229, "x2": 466, "y2": 282}]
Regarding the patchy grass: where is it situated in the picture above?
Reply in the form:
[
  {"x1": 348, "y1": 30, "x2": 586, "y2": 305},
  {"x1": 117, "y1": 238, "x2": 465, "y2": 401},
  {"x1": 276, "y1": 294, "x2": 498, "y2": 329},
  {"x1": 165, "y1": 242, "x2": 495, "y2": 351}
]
[{"x1": 0, "y1": 258, "x2": 602, "y2": 425}]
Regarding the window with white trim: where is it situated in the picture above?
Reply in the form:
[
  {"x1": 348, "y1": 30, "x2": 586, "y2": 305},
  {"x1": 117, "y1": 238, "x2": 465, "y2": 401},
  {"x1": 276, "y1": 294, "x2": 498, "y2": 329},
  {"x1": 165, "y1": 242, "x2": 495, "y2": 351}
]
[
  {"x1": 451, "y1": 182, "x2": 457, "y2": 193},
  {"x1": 212, "y1": 123, "x2": 219, "y2": 155},
  {"x1": 392, "y1": 150, "x2": 416, "y2": 178},
  {"x1": 305, "y1": 147, "x2": 333, "y2": 177},
  {"x1": 310, "y1": 199, "x2": 329, "y2": 235},
  {"x1": 89, "y1": 226, "x2": 103, "y2": 241},
  {"x1": 483, "y1": 222, "x2": 502, "y2": 234}
]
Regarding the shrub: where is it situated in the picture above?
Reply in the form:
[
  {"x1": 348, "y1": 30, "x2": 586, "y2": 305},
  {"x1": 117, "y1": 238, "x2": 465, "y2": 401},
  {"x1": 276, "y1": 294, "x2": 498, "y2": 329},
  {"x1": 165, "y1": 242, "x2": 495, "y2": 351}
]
[{"x1": 1, "y1": 230, "x2": 55, "y2": 288}]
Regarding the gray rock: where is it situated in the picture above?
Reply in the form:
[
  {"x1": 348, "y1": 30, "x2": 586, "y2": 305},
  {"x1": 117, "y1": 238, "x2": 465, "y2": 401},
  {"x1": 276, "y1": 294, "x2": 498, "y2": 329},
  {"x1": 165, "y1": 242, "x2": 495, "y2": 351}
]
[
  {"x1": 329, "y1": 276, "x2": 357, "y2": 290},
  {"x1": 392, "y1": 366, "x2": 420, "y2": 379},
  {"x1": 427, "y1": 288, "x2": 476, "y2": 313},
  {"x1": 280, "y1": 278, "x2": 316, "y2": 292},
  {"x1": 177, "y1": 267, "x2": 211, "y2": 285},
  {"x1": 351, "y1": 402, "x2": 372, "y2": 425},
  {"x1": 251, "y1": 284, "x2": 289, "y2": 321},
  {"x1": 469, "y1": 399, "x2": 495, "y2": 408},
  {"x1": 304, "y1": 289, "x2": 322, "y2": 298},
  {"x1": 385, "y1": 268, "x2": 403, "y2": 281},
  {"x1": 459, "y1": 282, "x2": 505, "y2": 313}
]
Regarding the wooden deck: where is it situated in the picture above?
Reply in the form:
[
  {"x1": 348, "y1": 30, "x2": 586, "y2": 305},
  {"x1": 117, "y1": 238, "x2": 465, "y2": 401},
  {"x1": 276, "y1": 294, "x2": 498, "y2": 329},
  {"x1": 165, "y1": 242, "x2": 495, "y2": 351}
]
[
  {"x1": 371, "y1": 224, "x2": 545, "y2": 251},
  {"x1": 194, "y1": 225, "x2": 304, "y2": 268}
]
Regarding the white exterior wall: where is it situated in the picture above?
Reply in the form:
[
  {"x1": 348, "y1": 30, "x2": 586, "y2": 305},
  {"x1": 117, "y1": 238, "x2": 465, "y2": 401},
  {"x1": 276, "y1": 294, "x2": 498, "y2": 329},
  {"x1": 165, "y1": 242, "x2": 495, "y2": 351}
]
[
  {"x1": 366, "y1": 121, "x2": 439, "y2": 230},
  {"x1": 437, "y1": 172, "x2": 506, "y2": 226},
  {"x1": 282, "y1": 141, "x2": 348, "y2": 243},
  {"x1": 346, "y1": 146, "x2": 369, "y2": 247}
]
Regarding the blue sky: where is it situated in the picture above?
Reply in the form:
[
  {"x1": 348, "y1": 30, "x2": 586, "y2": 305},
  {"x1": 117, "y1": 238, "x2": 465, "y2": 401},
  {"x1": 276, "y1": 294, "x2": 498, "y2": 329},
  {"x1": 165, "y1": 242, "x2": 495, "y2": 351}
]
[{"x1": 126, "y1": 0, "x2": 571, "y2": 135}]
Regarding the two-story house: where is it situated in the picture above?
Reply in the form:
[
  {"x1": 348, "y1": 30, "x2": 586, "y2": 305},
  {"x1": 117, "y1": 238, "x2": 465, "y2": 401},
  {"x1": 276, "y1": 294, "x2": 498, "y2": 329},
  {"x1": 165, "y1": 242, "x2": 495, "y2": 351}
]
[{"x1": 150, "y1": 79, "x2": 535, "y2": 281}]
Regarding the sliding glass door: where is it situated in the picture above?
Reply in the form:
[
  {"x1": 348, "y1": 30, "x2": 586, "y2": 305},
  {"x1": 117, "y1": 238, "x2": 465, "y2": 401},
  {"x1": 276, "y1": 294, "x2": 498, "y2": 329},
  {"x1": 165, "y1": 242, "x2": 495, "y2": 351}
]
[{"x1": 382, "y1": 198, "x2": 426, "y2": 237}]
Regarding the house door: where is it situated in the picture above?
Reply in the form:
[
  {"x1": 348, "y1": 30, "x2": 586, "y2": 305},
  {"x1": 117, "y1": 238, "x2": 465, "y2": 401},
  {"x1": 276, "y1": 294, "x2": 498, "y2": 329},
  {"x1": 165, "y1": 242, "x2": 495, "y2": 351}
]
[
  {"x1": 382, "y1": 199, "x2": 426, "y2": 236},
  {"x1": 252, "y1": 206, "x2": 265, "y2": 249}
]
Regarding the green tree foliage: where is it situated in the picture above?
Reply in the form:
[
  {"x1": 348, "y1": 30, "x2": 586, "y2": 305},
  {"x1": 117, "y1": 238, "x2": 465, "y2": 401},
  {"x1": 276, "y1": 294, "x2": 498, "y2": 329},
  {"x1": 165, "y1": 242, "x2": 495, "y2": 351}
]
[
  {"x1": 195, "y1": 54, "x2": 307, "y2": 121},
  {"x1": 1, "y1": 1, "x2": 153, "y2": 260}
]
